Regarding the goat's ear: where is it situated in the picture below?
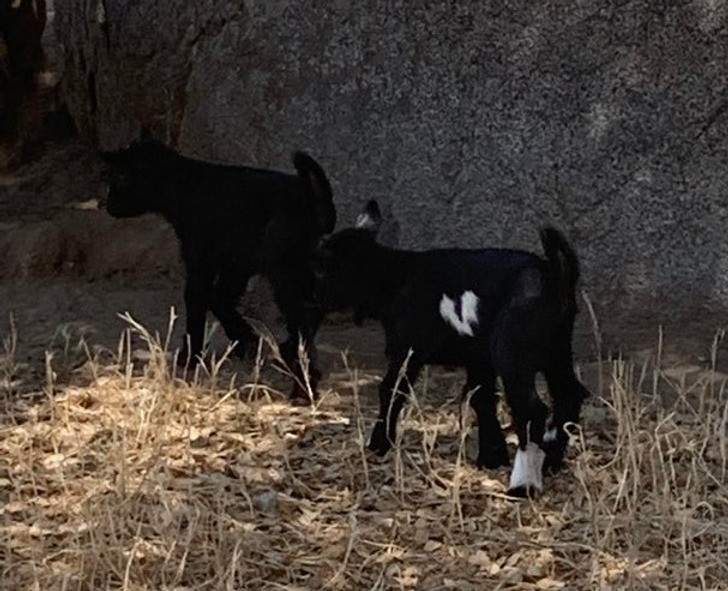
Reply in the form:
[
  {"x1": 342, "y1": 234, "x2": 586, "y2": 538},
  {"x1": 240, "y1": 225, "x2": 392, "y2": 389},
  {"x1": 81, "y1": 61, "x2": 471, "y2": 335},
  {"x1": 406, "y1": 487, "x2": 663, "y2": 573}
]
[{"x1": 355, "y1": 200, "x2": 382, "y2": 232}]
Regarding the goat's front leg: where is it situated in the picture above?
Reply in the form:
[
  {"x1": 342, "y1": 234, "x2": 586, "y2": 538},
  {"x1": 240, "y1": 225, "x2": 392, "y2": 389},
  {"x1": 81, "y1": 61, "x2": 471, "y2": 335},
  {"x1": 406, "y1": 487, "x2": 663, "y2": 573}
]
[
  {"x1": 368, "y1": 356, "x2": 424, "y2": 456},
  {"x1": 179, "y1": 264, "x2": 214, "y2": 368}
]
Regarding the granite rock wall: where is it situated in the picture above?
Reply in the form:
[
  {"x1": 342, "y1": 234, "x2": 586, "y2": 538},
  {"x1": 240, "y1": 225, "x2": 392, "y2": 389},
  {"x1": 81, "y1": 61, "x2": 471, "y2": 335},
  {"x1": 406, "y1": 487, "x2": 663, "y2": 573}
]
[{"x1": 54, "y1": 0, "x2": 728, "y2": 310}]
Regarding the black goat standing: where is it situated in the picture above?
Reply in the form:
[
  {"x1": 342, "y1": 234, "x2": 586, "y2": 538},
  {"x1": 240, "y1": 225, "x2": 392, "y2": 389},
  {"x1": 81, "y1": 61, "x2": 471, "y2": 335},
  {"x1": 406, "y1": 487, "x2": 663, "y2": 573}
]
[
  {"x1": 101, "y1": 136, "x2": 336, "y2": 396},
  {"x1": 313, "y1": 201, "x2": 589, "y2": 496}
]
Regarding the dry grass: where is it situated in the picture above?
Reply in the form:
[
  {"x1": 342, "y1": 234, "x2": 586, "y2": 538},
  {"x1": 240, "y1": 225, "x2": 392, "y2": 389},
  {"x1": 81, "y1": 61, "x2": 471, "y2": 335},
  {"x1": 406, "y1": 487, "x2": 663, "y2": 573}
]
[{"x1": 1, "y1": 313, "x2": 727, "y2": 590}]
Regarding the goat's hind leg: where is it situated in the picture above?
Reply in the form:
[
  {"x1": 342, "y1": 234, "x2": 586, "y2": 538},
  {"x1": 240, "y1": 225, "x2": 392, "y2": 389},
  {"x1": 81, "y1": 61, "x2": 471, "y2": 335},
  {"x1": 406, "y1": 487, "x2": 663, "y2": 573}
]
[
  {"x1": 542, "y1": 346, "x2": 590, "y2": 473},
  {"x1": 493, "y1": 313, "x2": 549, "y2": 497},
  {"x1": 269, "y1": 267, "x2": 323, "y2": 399},
  {"x1": 464, "y1": 364, "x2": 509, "y2": 469},
  {"x1": 501, "y1": 374, "x2": 549, "y2": 498},
  {"x1": 493, "y1": 301, "x2": 570, "y2": 497},
  {"x1": 210, "y1": 268, "x2": 255, "y2": 360}
]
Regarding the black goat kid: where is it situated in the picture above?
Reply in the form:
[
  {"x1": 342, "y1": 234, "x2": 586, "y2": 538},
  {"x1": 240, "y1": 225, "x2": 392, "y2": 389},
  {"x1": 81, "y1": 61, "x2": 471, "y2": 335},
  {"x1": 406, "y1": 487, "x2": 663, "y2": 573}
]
[
  {"x1": 313, "y1": 201, "x2": 589, "y2": 496},
  {"x1": 101, "y1": 136, "x2": 336, "y2": 397}
]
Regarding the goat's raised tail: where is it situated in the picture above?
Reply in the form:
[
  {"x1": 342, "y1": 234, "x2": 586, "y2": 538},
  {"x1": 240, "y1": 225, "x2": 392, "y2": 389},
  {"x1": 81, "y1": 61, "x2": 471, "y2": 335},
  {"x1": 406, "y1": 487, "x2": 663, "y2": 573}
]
[
  {"x1": 293, "y1": 151, "x2": 336, "y2": 235},
  {"x1": 540, "y1": 227, "x2": 580, "y2": 313}
]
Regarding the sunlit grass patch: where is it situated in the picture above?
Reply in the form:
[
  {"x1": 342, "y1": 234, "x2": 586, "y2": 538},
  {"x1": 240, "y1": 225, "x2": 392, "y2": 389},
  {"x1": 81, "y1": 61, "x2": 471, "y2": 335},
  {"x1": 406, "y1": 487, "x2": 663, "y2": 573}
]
[{"x1": 0, "y1": 314, "x2": 726, "y2": 590}]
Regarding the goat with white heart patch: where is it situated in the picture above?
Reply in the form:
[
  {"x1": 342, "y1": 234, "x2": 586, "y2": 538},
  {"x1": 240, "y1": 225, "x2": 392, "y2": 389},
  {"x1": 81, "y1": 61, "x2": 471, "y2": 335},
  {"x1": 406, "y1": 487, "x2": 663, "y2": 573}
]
[{"x1": 312, "y1": 200, "x2": 589, "y2": 498}]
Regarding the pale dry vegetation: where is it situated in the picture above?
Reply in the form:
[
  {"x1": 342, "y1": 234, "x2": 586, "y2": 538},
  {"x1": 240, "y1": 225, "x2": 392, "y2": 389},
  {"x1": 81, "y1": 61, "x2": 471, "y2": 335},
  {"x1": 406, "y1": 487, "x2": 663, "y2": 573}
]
[{"x1": 0, "y1": 312, "x2": 727, "y2": 590}]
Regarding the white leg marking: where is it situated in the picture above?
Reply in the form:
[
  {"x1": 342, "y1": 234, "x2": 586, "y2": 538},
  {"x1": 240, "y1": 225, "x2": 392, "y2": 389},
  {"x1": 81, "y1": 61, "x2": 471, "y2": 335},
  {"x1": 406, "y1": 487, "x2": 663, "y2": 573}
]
[
  {"x1": 439, "y1": 290, "x2": 480, "y2": 336},
  {"x1": 543, "y1": 427, "x2": 558, "y2": 443},
  {"x1": 508, "y1": 443, "x2": 546, "y2": 492}
]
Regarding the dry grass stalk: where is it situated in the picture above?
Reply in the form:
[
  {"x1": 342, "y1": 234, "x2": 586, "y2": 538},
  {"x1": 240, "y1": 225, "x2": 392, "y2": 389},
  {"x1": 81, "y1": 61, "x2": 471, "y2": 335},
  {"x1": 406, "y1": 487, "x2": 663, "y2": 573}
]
[{"x1": 0, "y1": 316, "x2": 726, "y2": 590}]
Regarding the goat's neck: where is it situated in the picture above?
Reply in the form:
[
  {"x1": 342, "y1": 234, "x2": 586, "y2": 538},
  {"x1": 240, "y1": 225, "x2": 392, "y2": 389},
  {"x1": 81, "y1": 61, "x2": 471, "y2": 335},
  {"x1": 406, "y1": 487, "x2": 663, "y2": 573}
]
[
  {"x1": 157, "y1": 166, "x2": 193, "y2": 225},
  {"x1": 365, "y1": 245, "x2": 417, "y2": 312}
]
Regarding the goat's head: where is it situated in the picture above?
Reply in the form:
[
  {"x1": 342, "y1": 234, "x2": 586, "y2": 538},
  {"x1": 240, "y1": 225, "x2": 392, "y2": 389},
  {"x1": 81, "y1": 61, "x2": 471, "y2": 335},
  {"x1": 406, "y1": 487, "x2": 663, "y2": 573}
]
[
  {"x1": 99, "y1": 131, "x2": 175, "y2": 218},
  {"x1": 312, "y1": 200, "x2": 383, "y2": 314}
]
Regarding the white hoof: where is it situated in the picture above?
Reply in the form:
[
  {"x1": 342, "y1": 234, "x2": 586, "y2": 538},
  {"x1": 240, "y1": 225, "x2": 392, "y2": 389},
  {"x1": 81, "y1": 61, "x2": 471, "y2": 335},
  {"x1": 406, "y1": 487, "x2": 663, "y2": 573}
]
[{"x1": 507, "y1": 443, "x2": 546, "y2": 497}]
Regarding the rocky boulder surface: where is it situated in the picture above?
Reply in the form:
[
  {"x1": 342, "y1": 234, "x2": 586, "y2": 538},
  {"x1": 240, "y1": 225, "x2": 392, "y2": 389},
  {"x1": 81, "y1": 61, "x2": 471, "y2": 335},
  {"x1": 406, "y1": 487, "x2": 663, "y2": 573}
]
[{"x1": 54, "y1": 1, "x2": 728, "y2": 309}]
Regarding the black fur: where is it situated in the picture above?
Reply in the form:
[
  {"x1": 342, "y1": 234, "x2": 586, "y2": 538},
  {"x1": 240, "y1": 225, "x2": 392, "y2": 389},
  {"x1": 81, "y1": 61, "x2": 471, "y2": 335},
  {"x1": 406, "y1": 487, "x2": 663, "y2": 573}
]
[
  {"x1": 314, "y1": 200, "x2": 589, "y2": 494},
  {"x1": 101, "y1": 136, "x2": 336, "y2": 396}
]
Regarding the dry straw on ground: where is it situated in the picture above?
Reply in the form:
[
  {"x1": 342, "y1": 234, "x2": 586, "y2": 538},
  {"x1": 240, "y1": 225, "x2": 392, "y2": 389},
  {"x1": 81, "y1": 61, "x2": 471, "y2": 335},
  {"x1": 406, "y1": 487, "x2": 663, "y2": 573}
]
[{"x1": 1, "y1": 313, "x2": 727, "y2": 590}]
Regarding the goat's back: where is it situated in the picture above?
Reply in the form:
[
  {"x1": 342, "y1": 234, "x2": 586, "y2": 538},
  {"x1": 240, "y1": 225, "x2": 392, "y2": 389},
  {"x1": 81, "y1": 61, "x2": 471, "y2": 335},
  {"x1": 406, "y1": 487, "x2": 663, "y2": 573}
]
[
  {"x1": 167, "y1": 157, "x2": 329, "y2": 266},
  {"x1": 404, "y1": 247, "x2": 545, "y2": 299},
  {"x1": 379, "y1": 247, "x2": 562, "y2": 363}
]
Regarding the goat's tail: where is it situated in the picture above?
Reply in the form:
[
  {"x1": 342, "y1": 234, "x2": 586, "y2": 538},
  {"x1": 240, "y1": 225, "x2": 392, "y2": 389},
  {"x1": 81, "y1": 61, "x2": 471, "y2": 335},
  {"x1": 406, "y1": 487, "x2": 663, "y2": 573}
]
[
  {"x1": 540, "y1": 227, "x2": 580, "y2": 314},
  {"x1": 293, "y1": 151, "x2": 337, "y2": 235}
]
